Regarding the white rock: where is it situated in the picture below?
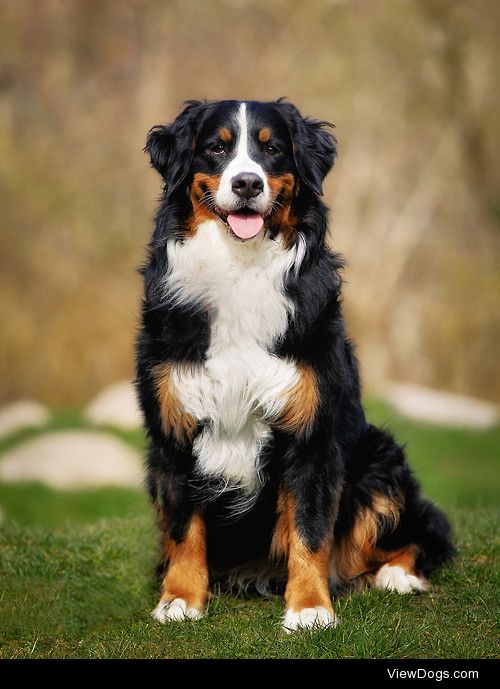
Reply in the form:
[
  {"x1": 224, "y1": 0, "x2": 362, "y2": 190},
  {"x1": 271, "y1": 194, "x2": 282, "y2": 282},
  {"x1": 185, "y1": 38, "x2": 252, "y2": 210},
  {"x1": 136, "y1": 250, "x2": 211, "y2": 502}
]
[
  {"x1": 0, "y1": 431, "x2": 143, "y2": 489},
  {"x1": 0, "y1": 400, "x2": 51, "y2": 438},
  {"x1": 382, "y1": 383, "x2": 499, "y2": 430},
  {"x1": 85, "y1": 380, "x2": 143, "y2": 429}
]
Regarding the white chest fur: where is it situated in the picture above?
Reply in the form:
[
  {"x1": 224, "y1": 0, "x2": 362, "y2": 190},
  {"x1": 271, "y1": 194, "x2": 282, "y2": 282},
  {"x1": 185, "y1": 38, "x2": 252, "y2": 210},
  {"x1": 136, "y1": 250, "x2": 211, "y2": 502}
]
[{"x1": 164, "y1": 220, "x2": 304, "y2": 496}]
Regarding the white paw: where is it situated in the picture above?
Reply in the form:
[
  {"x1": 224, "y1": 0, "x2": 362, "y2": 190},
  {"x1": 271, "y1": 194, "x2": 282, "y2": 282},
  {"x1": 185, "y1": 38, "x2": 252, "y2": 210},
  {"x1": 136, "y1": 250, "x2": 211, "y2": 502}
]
[
  {"x1": 374, "y1": 565, "x2": 429, "y2": 594},
  {"x1": 151, "y1": 597, "x2": 204, "y2": 623},
  {"x1": 282, "y1": 606, "x2": 339, "y2": 634}
]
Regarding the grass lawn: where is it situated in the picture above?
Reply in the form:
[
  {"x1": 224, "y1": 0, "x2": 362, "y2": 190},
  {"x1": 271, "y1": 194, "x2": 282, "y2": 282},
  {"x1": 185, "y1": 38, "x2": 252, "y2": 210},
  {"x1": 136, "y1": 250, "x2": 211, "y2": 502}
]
[{"x1": 0, "y1": 401, "x2": 498, "y2": 659}]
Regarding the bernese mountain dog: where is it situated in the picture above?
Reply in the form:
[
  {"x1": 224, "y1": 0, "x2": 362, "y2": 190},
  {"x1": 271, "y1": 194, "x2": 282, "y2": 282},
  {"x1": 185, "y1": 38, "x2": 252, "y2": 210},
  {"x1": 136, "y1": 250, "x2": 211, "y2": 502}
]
[{"x1": 136, "y1": 99, "x2": 454, "y2": 632}]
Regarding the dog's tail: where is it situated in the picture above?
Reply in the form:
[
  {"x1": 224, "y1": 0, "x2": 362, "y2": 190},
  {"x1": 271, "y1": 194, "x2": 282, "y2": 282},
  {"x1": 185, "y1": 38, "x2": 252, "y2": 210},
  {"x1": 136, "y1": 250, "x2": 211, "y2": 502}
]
[{"x1": 411, "y1": 497, "x2": 456, "y2": 577}]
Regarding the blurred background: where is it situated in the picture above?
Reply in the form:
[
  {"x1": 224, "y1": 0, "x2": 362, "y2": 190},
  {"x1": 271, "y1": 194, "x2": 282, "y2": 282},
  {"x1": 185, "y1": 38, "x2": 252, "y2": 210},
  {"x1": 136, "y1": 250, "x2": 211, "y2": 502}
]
[
  {"x1": 1, "y1": 0, "x2": 499, "y2": 407},
  {"x1": 0, "y1": 0, "x2": 499, "y2": 520}
]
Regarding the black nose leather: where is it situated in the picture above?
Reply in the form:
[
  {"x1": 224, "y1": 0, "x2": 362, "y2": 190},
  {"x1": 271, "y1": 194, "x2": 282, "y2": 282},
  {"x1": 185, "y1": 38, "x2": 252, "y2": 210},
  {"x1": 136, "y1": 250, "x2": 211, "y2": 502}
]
[{"x1": 231, "y1": 172, "x2": 264, "y2": 199}]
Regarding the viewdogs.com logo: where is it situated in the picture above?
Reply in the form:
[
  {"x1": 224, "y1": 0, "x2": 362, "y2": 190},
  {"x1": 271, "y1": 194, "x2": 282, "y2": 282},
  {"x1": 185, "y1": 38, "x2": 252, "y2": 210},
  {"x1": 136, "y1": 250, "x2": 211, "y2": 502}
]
[{"x1": 387, "y1": 668, "x2": 479, "y2": 681}]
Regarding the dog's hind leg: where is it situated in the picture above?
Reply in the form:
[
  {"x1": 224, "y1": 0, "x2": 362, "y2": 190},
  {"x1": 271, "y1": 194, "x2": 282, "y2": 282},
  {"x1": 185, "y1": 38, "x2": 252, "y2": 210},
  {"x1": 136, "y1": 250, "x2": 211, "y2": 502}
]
[
  {"x1": 373, "y1": 496, "x2": 455, "y2": 593},
  {"x1": 332, "y1": 495, "x2": 429, "y2": 593},
  {"x1": 372, "y1": 545, "x2": 429, "y2": 593},
  {"x1": 332, "y1": 425, "x2": 454, "y2": 594}
]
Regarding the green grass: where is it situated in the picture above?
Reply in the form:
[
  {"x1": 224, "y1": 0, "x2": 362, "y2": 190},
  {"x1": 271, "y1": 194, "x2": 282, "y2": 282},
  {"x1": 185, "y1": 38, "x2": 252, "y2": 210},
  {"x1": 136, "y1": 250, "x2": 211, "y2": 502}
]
[
  {"x1": 0, "y1": 508, "x2": 497, "y2": 659},
  {"x1": 0, "y1": 483, "x2": 149, "y2": 528},
  {"x1": 0, "y1": 400, "x2": 498, "y2": 658}
]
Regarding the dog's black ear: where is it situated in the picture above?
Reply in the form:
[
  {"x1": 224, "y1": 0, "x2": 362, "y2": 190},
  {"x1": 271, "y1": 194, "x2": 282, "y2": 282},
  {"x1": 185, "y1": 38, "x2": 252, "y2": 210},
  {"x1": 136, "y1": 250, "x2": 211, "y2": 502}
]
[
  {"x1": 145, "y1": 100, "x2": 207, "y2": 194},
  {"x1": 274, "y1": 100, "x2": 337, "y2": 196}
]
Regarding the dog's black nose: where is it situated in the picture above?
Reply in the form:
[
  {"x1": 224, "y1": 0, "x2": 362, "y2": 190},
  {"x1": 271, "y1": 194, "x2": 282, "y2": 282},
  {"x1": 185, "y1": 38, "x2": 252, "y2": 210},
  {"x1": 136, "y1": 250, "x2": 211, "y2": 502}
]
[{"x1": 231, "y1": 172, "x2": 264, "y2": 199}]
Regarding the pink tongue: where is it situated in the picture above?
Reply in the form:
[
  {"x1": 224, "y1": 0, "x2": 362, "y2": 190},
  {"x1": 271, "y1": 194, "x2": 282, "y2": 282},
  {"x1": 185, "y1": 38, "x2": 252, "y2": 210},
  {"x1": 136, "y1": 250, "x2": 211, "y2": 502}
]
[{"x1": 227, "y1": 213, "x2": 264, "y2": 239}]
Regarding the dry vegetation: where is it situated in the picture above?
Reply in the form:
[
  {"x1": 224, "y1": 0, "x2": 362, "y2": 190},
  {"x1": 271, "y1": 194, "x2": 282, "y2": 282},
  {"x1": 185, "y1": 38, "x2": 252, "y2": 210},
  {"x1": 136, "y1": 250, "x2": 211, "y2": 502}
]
[{"x1": 0, "y1": 0, "x2": 499, "y2": 406}]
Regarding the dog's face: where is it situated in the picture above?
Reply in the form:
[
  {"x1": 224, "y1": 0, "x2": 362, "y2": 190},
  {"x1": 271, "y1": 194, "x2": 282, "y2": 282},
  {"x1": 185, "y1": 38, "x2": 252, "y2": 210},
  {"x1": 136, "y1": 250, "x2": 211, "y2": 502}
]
[
  {"x1": 146, "y1": 100, "x2": 336, "y2": 242},
  {"x1": 191, "y1": 101, "x2": 296, "y2": 240}
]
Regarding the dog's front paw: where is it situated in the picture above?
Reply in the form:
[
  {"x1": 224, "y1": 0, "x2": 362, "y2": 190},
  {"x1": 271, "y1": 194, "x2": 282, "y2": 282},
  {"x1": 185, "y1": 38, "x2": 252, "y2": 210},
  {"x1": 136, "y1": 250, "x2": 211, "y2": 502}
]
[
  {"x1": 152, "y1": 597, "x2": 204, "y2": 624},
  {"x1": 282, "y1": 606, "x2": 339, "y2": 634}
]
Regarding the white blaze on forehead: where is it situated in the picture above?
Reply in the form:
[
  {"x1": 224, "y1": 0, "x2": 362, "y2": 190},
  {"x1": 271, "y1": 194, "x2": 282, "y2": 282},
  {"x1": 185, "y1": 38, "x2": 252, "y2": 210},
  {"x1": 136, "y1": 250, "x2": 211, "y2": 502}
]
[
  {"x1": 215, "y1": 102, "x2": 271, "y2": 212},
  {"x1": 231, "y1": 103, "x2": 261, "y2": 175}
]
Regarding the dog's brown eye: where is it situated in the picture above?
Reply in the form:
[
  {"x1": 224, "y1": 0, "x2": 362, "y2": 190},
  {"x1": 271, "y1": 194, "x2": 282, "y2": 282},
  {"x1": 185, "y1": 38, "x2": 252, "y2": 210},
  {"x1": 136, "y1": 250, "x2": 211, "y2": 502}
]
[
  {"x1": 209, "y1": 143, "x2": 225, "y2": 155},
  {"x1": 265, "y1": 144, "x2": 280, "y2": 156}
]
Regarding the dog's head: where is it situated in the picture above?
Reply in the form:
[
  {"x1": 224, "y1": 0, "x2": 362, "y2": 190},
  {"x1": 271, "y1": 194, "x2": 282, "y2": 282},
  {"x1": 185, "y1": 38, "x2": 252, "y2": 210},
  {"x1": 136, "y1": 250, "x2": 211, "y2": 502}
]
[{"x1": 145, "y1": 99, "x2": 336, "y2": 242}]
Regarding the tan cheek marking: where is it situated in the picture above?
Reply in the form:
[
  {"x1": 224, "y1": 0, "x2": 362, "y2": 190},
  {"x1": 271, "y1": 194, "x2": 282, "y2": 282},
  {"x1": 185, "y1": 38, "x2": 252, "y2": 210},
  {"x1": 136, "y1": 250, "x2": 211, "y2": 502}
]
[
  {"x1": 258, "y1": 127, "x2": 271, "y2": 143},
  {"x1": 272, "y1": 492, "x2": 333, "y2": 612},
  {"x1": 267, "y1": 173, "x2": 295, "y2": 198},
  {"x1": 188, "y1": 172, "x2": 222, "y2": 231},
  {"x1": 333, "y1": 493, "x2": 405, "y2": 581},
  {"x1": 267, "y1": 173, "x2": 297, "y2": 247},
  {"x1": 153, "y1": 362, "x2": 197, "y2": 445},
  {"x1": 158, "y1": 510, "x2": 209, "y2": 611},
  {"x1": 219, "y1": 127, "x2": 232, "y2": 142},
  {"x1": 273, "y1": 363, "x2": 319, "y2": 436}
]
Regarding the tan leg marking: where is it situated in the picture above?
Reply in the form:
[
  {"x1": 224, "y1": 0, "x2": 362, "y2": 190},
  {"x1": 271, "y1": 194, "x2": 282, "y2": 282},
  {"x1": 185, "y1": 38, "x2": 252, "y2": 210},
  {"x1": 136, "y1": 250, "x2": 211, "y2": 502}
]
[
  {"x1": 153, "y1": 510, "x2": 209, "y2": 621},
  {"x1": 383, "y1": 544, "x2": 419, "y2": 572},
  {"x1": 273, "y1": 492, "x2": 336, "y2": 631},
  {"x1": 331, "y1": 492, "x2": 428, "y2": 592},
  {"x1": 333, "y1": 492, "x2": 402, "y2": 581}
]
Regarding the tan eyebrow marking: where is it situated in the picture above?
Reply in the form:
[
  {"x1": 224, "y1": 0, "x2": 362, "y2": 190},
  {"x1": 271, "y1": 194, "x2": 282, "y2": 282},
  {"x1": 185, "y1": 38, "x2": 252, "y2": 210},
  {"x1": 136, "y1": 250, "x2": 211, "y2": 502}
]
[
  {"x1": 219, "y1": 127, "x2": 232, "y2": 142},
  {"x1": 258, "y1": 127, "x2": 271, "y2": 143}
]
